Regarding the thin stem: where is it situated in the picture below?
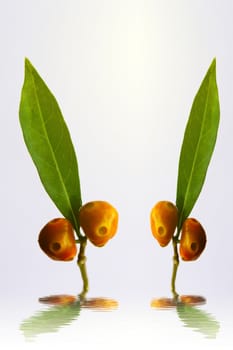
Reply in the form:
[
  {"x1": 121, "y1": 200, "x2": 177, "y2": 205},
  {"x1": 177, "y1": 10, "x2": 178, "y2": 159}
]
[
  {"x1": 77, "y1": 236, "x2": 89, "y2": 299},
  {"x1": 171, "y1": 235, "x2": 180, "y2": 298}
]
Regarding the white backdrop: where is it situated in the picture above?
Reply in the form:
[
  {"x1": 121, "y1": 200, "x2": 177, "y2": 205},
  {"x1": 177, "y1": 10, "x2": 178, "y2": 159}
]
[{"x1": 1, "y1": 0, "x2": 233, "y2": 348}]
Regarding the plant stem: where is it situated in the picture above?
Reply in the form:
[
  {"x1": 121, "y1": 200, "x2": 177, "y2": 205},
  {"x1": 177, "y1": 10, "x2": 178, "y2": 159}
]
[
  {"x1": 171, "y1": 235, "x2": 180, "y2": 298},
  {"x1": 77, "y1": 236, "x2": 89, "y2": 299},
  {"x1": 73, "y1": 215, "x2": 85, "y2": 241}
]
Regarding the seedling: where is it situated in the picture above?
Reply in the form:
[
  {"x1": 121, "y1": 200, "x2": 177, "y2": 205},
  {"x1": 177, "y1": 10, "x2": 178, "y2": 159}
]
[
  {"x1": 19, "y1": 59, "x2": 118, "y2": 298},
  {"x1": 150, "y1": 59, "x2": 220, "y2": 297}
]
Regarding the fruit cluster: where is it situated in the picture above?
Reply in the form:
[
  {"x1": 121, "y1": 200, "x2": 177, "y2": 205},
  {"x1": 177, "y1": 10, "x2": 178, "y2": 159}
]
[
  {"x1": 38, "y1": 201, "x2": 118, "y2": 261},
  {"x1": 150, "y1": 201, "x2": 206, "y2": 261}
]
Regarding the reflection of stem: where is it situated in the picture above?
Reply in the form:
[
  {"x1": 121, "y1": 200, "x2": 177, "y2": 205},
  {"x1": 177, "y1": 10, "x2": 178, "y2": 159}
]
[
  {"x1": 77, "y1": 236, "x2": 89, "y2": 298},
  {"x1": 171, "y1": 234, "x2": 179, "y2": 298}
]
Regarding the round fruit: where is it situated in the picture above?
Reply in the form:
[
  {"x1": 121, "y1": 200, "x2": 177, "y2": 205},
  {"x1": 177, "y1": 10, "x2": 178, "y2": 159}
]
[
  {"x1": 78, "y1": 201, "x2": 118, "y2": 247},
  {"x1": 179, "y1": 218, "x2": 206, "y2": 261},
  {"x1": 150, "y1": 201, "x2": 178, "y2": 247},
  {"x1": 38, "y1": 218, "x2": 77, "y2": 261}
]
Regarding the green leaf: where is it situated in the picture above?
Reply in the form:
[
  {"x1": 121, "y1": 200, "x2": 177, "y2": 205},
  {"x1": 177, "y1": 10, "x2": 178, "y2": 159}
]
[
  {"x1": 19, "y1": 58, "x2": 82, "y2": 233},
  {"x1": 176, "y1": 59, "x2": 220, "y2": 229},
  {"x1": 177, "y1": 303, "x2": 220, "y2": 339},
  {"x1": 20, "y1": 301, "x2": 81, "y2": 340}
]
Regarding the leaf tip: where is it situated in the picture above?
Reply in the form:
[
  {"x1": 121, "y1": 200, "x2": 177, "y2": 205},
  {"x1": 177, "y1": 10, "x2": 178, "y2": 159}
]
[
  {"x1": 210, "y1": 57, "x2": 217, "y2": 73},
  {"x1": 24, "y1": 57, "x2": 32, "y2": 71}
]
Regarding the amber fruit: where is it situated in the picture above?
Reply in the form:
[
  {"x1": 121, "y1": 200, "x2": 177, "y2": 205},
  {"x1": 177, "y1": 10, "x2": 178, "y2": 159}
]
[
  {"x1": 38, "y1": 218, "x2": 77, "y2": 261},
  {"x1": 150, "y1": 201, "x2": 178, "y2": 247},
  {"x1": 179, "y1": 218, "x2": 207, "y2": 261},
  {"x1": 78, "y1": 201, "x2": 118, "y2": 247}
]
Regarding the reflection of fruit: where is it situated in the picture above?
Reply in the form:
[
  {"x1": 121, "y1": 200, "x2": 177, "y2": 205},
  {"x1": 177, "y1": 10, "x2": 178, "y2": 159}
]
[
  {"x1": 79, "y1": 201, "x2": 118, "y2": 247},
  {"x1": 150, "y1": 201, "x2": 178, "y2": 246},
  {"x1": 180, "y1": 295, "x2": 206, "y2": 306},
  {"x1": 38, "y1": 218, "x2": 77, "y2": 261},
  {"x1": 179, "y1": 218, "x2": 206, "y2": 261},
  {"x1": 82, "y1": 297, "x2": 118, "y2": 311},
  {"x1": 151, "y1": 295, "x2": 206, "y2": 309},
  {"x1": 39, "y1": 294, "x2": 77, "y2": 305},
  {"x1": 150, "y1": 297, "x2": 177, "y2": 309}
]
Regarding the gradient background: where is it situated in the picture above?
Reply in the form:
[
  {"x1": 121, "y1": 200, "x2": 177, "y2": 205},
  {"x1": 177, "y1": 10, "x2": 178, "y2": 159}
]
[{"x1": 1, "y1": 0, "x2": 233, "y2": 349}]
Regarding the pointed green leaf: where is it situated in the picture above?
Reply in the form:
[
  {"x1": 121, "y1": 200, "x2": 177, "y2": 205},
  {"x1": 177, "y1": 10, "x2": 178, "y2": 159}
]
[
  {"x1": 176, "y1": 59, "x2": 220, "y2": 229},
  {"x1": 19, "y1": 58, "x2": 82, "y2": 233}
]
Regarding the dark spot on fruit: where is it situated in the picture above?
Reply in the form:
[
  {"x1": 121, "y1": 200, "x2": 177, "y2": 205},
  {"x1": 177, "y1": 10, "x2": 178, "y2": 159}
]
[
  {"x1": 52, "y1": 242, "x2": 61, "y2": 251},
  {"x1": 98, "y1": 226, "x2": 108, "y2": 236},
  {"x1": 190, "y1": 242, "x2": 197, "y2": 251},
  {"x1": 158, "y1": 226, "x2": 164, "y2": 235}
]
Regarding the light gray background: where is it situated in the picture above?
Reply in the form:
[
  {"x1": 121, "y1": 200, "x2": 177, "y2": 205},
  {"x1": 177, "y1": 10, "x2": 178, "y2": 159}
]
[{"x1": 0, "y1": 2, "x2": 233, "y2": 346}]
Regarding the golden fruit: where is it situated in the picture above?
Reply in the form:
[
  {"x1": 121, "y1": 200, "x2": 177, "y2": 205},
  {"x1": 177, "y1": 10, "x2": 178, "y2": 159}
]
[
  {"x1": 150, "y1": 201, "x2": 178, "y2": 247},
  {"x1": 79, "y1": 201, "x2": 118, "y2": 247},
  {"x1": 38, "y1": 218, "x2": 77, "y2": 261},
  {"x1": 179, "y1": 218, "x2": 206, "y2": 261}
]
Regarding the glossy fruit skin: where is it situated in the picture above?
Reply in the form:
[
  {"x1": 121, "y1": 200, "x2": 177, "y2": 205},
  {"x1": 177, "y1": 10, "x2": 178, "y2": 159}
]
[
  {"x1": 38, "y1": 218, "x2": 77, "y2": 261},
  {"x1": 78, "y1": 201, "x2": 118, "y2": 247},
  {"x1": 150, "y1": 201, "x2": 178, "y2": 247},
  {"x1": 179, "y1": 218, "x2": 206, "y2": 261}
]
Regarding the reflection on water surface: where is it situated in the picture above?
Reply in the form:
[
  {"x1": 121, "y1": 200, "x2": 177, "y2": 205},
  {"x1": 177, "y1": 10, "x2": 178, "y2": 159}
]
[
  {"x1": 20, "y1": 294, "x2": 220, "y2": 342},
  {"x1": 151, "y1": 295, "x2": 220, "y2": 339},
  {"x1": 20, "y1": 295, "x2": 119, "y2": 340}
]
